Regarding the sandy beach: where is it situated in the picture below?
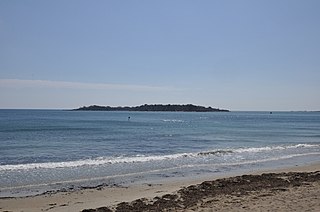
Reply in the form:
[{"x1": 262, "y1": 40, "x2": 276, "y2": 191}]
[{"x1": 0, "y1": 163, "x2": 319, "y2": 212}]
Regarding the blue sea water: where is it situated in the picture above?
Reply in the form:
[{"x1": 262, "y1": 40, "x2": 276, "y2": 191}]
[{"x1": 0, "y1": 110, "x2": 320, "y2": 197}]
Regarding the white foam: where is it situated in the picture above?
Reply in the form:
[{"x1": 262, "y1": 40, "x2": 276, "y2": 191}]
[
  {"x1": 1, "y1": 143, "x2": 318, "y2": 171},
  {"x1": 234, "y1": 146, "x2": 284, "y2": 153},
  {"x1": 162, "y1": 119, "x2": 184, "y2": 123},
  {"x1": 233, "y1": 143, "x2": 319, "y2": 153},
  {"x1": 287, "y1": 143, "x2": 318, "y2": 148},
  {"x1": 0, "y1": 153, "x2": 194, "y2": 171}
]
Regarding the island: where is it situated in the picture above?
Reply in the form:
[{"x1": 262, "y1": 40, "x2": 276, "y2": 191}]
[{"x1": 73, "y1": 104, "x2": 229, "y2": 112}]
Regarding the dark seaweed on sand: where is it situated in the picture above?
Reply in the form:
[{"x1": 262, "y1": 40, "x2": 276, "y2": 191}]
[{"x1": 82, "y1": 171, "x2": 320, "y2": 212}]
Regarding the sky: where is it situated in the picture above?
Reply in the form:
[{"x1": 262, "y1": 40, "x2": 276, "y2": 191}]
[{"x1": 0, "y1": 0, "x2": 320, "y2": 111}]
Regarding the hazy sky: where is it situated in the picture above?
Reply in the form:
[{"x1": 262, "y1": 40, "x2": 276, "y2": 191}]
[{"x1": 1, "y1": 0, "x2": 319, "y2": 110}]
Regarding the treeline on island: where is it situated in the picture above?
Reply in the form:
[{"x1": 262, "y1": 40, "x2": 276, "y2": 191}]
[{"x1": 73, "y1": 104, "x2": 229, "y2": 112}]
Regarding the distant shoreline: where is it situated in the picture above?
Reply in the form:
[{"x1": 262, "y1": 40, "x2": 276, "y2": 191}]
[{"x1": 73, "y1": 104, "x2": 229, "y2": 112}]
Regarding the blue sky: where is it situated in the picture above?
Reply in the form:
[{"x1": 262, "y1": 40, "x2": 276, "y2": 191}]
[{"x1": 0, "y1": 0, "x2": 319, "y2": 110}]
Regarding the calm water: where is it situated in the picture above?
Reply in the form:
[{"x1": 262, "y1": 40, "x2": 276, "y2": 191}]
[{"x1": 0, "y1": 110, "x2": 320, "y2": 197}]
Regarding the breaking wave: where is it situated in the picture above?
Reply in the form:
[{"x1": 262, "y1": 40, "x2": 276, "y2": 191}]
[
  {"x1": 233, "y1": 143, "x2": 319, "y2": 153},
  {"x1": 0, "y1": 143, "x2": 319, "y2": 171},
  {"x1": 162, "y1": 119, "x2": 185, "y2": 123}
]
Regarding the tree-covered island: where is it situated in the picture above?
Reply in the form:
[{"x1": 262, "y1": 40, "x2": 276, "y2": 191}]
[{"x1": 73, "y1": 104, "x2": 229, "y2": 112}]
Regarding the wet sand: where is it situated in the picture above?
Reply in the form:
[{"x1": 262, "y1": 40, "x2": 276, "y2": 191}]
[{"x1": 1, "y1": 163, "x2": 319, "y2": 212}]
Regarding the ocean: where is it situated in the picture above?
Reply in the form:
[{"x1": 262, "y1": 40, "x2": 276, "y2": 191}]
[{"x1": 0, "y1": 110, "x2": 319, "y2": 197}]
